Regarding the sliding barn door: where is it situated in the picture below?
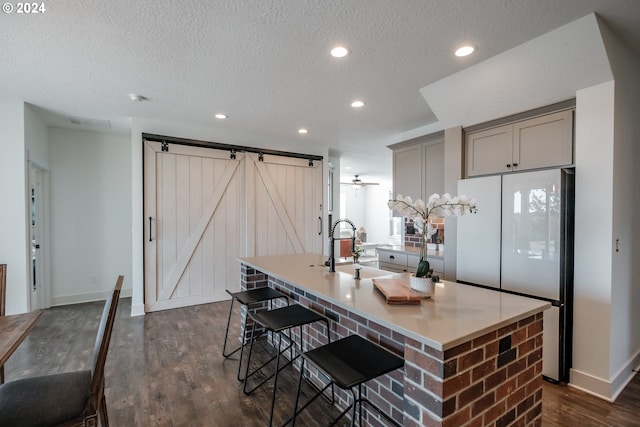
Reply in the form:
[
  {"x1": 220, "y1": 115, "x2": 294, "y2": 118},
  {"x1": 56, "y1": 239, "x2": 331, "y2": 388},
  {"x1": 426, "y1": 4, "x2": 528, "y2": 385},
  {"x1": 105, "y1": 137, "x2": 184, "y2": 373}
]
[
  {"x1": 245, "y1": 153, "x2": 323, "y2": 257},
  {"x1": 144, "y1": 141, "x2": 244, "y2": 312}
]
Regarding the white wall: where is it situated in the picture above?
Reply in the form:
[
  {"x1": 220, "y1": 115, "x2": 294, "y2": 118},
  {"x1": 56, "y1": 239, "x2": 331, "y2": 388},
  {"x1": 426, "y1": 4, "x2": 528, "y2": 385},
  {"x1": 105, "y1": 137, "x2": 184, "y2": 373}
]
[
  {"x1": 0, "y1": 98, "x2": 29, "y2": 314},
  {"x1": 339, "y1": 182, "x2": 392, "y2": 245},
  {"x1": 363, "y1": 182, "x2": 392, "y2": 244},
  {"x1": 25, "y1": 104, "x2": 49, "y2": 170},
  {"x1": 341, "y1": 184, "x2": 365, "y2": 234},
  {"x1": 601, "y1": 21, "x2": 640, "y2": 396},
  {"x1": 571, "y1": 81, "x2": 616, "y2": 395},
  {"x1": 48, "y1": 127, "x2": 132, "y2": 305},
  {"x1": 570, "y1": 22, "x2": 640, "y2": 401}
]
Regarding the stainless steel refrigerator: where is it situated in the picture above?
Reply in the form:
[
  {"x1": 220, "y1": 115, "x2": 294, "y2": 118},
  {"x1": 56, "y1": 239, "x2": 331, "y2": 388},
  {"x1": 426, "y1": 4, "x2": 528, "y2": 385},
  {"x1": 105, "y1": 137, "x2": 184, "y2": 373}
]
[{"x1": 457, "y1": 168, "x2": 574, "y2": 382}]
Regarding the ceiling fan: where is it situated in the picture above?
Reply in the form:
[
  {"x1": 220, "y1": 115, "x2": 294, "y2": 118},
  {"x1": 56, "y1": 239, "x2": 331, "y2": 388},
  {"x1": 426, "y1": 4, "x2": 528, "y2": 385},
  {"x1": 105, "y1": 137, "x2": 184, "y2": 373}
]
[{"x1": 341, "y1": 175, "x2": 380, "y2": 189}]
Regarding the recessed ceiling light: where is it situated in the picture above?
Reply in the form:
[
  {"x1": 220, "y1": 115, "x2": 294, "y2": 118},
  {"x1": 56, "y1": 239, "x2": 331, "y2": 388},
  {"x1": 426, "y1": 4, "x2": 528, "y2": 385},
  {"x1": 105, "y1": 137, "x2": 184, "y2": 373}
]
[
  {"x1": 298, "y1": 128, "x2": 308, "y2": 134},
  {"x1": 214, "y1": 113, "x2": 227, "y2": 119},
  {"x1": 345, "y1": 166, "x2": 352, "y2": 170},
  {"x1": 128, "y1": 93, "x2": 146, "y2": 102},
  {"x1": 351, "y1": 100, "x2": 365, "y2": 108},
  {"x1": 330, "y1": 46, "x2": 350, "y2": 58},
  {"x1": 455, "y1": 45, "x2": 475, "y2": 57}
]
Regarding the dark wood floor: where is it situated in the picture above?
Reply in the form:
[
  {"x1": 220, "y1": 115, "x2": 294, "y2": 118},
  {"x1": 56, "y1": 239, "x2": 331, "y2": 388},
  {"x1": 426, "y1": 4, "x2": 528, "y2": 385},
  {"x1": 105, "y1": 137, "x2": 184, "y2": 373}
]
[{"x1": 5, "y1": 298, "x2": 640, "y2": 426}]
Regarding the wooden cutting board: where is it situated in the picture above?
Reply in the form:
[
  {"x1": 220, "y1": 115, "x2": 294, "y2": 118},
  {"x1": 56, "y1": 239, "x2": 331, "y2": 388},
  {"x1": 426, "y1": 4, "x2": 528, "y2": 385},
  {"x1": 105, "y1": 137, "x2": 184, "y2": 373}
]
[{"x1": 372, "y1": 278, "x2": 422, "y2": 305}]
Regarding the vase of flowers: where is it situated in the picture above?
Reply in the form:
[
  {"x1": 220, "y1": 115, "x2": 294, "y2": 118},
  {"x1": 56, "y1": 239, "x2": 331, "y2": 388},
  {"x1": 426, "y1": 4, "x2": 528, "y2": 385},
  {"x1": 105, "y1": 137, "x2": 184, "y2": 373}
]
[
  {"x1": 352, "y1": 246, "x2": 363, "y2": 264},
  {"x1": 388, "y1": 193, "x2": 477, "y2": 296}
]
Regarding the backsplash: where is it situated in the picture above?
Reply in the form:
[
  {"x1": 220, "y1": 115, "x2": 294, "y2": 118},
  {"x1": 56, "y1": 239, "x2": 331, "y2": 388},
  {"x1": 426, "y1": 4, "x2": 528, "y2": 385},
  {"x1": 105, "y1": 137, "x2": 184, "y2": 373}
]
[{"x1": 404, "y1": 217, "x2": 444, "y2": 248}]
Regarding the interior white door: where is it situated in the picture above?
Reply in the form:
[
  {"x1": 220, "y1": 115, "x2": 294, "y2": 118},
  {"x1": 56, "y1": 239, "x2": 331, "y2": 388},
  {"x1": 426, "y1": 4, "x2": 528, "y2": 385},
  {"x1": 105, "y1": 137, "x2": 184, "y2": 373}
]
[
  {"x1": 245, "y1": 153, "x2": 323, "y2": 257},
  {"x1": 144, "y1": 141, "x2": 244, "y2": 312},
  {"x1": 28, "y1": 164, "x2": 49, "y2": 310}
]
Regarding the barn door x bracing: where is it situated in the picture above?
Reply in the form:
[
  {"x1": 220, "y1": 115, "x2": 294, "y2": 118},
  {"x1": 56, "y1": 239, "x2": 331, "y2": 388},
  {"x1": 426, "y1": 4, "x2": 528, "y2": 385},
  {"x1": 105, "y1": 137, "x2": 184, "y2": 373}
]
[
  {"x1": 245, "y1": 153, "x2": 323, "y2": 257},
  {"x1": 144, "y1": 141, "x2": 244, "y2": 312},
  {"x1": 144, "y1": 142, "x2": 323, "y2": 313}
]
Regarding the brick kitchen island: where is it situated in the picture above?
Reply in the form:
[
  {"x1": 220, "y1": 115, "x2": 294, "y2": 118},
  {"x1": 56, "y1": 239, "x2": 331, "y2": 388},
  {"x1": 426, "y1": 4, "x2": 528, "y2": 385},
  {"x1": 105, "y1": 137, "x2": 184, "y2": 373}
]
[{"x1": 239, "y1": 253, "x2": 549, "y2": 427}]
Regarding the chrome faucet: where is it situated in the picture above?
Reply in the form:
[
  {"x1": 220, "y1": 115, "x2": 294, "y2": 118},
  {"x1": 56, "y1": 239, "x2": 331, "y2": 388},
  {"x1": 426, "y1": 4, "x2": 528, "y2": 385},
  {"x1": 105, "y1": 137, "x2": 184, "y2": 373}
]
[{"x1": 326, "y1": 218, "x2": 356, "y2": 272}]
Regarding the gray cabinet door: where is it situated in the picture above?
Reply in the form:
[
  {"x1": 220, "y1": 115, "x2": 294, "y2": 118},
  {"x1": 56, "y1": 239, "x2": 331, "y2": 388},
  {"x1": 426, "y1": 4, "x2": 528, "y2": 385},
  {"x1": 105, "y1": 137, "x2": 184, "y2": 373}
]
[
  {"x1": 466, "y1": 124, "x2": 513, "y2": 176},
  {"x1": 513, "y1": 110, "x2": 573, "y2": 171},
  {"x1": 393, "y1": 144, "x2": 422, "y2": 200},
  {"x1": 424, "y1": 142, "x2": 444, "y2": 197}
]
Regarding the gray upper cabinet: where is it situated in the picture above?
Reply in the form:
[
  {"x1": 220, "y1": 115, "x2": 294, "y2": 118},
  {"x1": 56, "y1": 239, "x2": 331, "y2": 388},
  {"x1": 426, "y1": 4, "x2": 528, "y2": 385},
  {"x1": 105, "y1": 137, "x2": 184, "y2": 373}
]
[
  {"x1": 466, "y1": 109, "x2": 574, "y2": 177},
  {"x1": 391, "y1": 133, "x2": 445, "y2": 203},
  {"x1": 392, "y1": 143, "x2": 422, "y2": 200},
  {"x1": 424, "y1": 142, "x2": 444, "y2": 197},
  {"x1": 466, "y1": 124, "x2": 513, "y2": 176},
  {"x1": 513, "y1": 110, "x2": 573, "y2": 171}
]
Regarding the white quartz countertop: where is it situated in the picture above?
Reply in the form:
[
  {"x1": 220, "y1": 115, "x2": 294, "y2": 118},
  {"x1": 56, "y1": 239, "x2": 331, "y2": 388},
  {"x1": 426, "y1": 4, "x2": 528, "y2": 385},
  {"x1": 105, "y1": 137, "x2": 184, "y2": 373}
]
[
  {"x1": 376, "y1": 245, "x2": 444, "y2": 259},
  {"x1": 239, "y1": 253, "x2": 550, "y2": 351}
]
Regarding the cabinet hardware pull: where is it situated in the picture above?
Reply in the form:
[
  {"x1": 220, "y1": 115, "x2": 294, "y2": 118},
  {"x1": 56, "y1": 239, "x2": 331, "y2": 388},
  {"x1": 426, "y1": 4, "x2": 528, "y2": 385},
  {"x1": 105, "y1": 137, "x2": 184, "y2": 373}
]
[
  {"x1": 318, "y1": 216, "x2": 322, "y2": 235},
  {"x1": 506, "y1": 164, "x2": 511, "y2": 168},
  {"x1": 512, "y1": 162, "x2": 518, "y2": 167},
  {"x1": 149, "y1": 216, "x2": 153, "y2": 242},
  {"x1": 389, "y1": 255, "x2": 395, "y2": 259}
]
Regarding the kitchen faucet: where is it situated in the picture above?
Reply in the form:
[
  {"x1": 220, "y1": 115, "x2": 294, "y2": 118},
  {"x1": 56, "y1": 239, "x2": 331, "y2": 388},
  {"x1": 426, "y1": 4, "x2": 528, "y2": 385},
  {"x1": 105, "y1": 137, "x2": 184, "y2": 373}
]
[{"x1": 326, "y1": 218, "x2": 356, "y2": 272}]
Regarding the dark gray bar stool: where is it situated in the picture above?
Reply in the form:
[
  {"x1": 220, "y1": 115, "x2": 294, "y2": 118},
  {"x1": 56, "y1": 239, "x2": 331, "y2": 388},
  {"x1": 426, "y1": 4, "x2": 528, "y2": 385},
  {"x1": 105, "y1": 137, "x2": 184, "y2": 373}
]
[
  {"x1": 290, "y1": 334, "x2": 404, "y2": 427},
  {"x1": 243, "y1": 304, "x2": 331, "y2": 426},
  {"x1": 222, "y1": 287, "x2": 289, "y2": 381}
]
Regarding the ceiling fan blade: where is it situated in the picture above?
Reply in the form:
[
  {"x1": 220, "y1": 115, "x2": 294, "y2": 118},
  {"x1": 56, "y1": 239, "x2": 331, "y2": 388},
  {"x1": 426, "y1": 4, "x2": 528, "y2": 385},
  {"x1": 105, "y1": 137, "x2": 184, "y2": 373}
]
[{"x1": 340, "y1": 175, "x2": 380, "y2": 187}]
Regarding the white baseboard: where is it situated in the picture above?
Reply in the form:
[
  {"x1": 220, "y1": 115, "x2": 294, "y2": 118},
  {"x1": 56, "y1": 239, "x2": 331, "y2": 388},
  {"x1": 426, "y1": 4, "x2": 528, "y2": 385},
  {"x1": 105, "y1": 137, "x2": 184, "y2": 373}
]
[
  {"x1": 570, "y1": 349, "x2": 640, "y2": 401},
  {"x1": 130, "y1": 303, "x2": 145, "y2": 317},
  {"x1": 50, "y1": 287, "x2": 133, "y2": 307}
]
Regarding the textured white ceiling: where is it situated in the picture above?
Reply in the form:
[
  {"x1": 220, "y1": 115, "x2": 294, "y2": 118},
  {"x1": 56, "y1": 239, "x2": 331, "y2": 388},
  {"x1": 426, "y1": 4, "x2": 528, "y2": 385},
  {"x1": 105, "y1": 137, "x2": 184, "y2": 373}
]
[
  {"x1": 421, "y1": 14, "x2": 614, "y2": 129},
  {"x1": 1, "y1": 0, "x2": 639, "y2": 183}
]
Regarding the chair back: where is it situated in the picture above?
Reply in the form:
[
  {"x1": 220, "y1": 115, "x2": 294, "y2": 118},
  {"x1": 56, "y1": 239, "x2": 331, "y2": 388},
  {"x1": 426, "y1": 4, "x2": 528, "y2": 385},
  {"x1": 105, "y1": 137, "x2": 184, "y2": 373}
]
[
  {"x1": 0, "y1": 264, "x2": 6, "y2": 316},
  {"x1": 86, "y1": 275, "x2": 123, "y2": 415}
]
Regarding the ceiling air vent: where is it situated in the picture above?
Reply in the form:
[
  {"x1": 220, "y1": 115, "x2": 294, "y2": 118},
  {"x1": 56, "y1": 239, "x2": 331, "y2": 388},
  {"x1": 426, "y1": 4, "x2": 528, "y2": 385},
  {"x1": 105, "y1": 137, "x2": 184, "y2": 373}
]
[{"x1": 67, "y1": 116, "x2": 112, "y2": 129}]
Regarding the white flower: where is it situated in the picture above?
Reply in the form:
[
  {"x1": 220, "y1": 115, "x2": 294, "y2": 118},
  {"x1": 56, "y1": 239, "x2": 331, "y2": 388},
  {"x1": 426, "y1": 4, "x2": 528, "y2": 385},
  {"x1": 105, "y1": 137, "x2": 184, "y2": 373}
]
[{"x1": 387, "y1": 192, "x2": 477, "y2": 277}]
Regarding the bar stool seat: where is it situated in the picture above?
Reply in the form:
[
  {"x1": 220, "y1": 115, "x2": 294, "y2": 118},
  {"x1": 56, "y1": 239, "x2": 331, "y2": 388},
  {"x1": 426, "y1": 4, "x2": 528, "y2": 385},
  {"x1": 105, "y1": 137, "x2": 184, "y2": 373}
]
[
  {"x1": 222, "y1": 287, "x2": 289, "y2": 381},
  {"x1": 243, "y1": 304, "x2": 331, "y2": 426},
  {"x1": 290, "y1": 334, "x2": 404, "y2": 427}
]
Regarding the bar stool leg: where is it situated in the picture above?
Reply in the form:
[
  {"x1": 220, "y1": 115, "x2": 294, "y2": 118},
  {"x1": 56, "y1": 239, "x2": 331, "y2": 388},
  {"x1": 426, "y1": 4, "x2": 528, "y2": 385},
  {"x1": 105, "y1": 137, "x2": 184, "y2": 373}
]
[
  {"x1": 268, "y1": 330, "x2": 285, "y2": 427},
  {"x1": 291, "y1": 358, "x2": 305, "y2": 427},
  {"x1": 225, "y1": 296, "x2": 284, "y2": 382},
  {"x1": 242, "y1": 320, "x2": 259, "y2": 393},
  {"x1": 350, "y1": 388, "x2": 357, "y2": 427},
  {"x1": 235, "y1": 305, "x2": 253, "y2": 382},
  {"x1": 222, "y1": 295, "x2": 254, "y2": 382},
  {"x1": 221, "y1": 296, "x2": 251, "y2": 381},
  {"x1": 221, "y1": 297, "x2": 237, "y2": 358},
  {"x1": 358, "y1": 384, "x2": 363, "y2": 426}
]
